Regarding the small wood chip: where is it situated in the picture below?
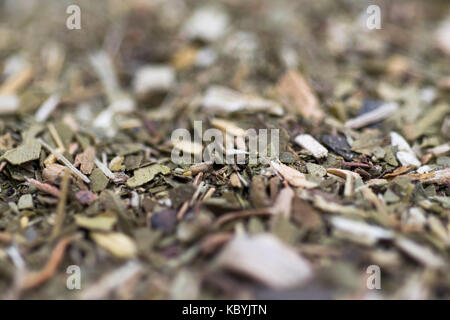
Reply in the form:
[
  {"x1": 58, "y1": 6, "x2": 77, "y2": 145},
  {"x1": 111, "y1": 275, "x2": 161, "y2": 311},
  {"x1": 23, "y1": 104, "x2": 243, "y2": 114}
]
[
  {"x1": 75, "y1": 214, "x2": 117, "y2": 231},
  {"x1": 217, "y1": 233, "x2": 313, "y2": 289},
  {"x1": 407, "y1": 168, "x2": 450, "y2": 185},
  {"x1": 42, "y1": 163, "x2": 66, "y2": 184},
  {"x1": 345, "y1": 102, "x2": 398, "y2": 129},
  {"x1": 0, "y1": 65, "x2": 33, "y2": 95},
  {"x1": 390, "y1": 132, "x2": 421, "y2": 168},
  {"x1": 270, "y1": 187, "x2": 294, "y2": 218},
  {"x1": 295, "y1": 134, "x2": 328, "y2": 159},
  {"x1": 271, "y1": 160, "x2": 317, "y2": 188},
  {"x1": 91, "y1": 232, "x2": 137, "y2": 259},
  {"x1": 74, "y1": 146, "x2": 96, "y2": 175},
  {"x1": 229, "y1": 172, "x2": 242, "y2": 188},
  {"x1": 173, "y1": 140, "x2": 203, "y2": 156},
  {"x1": 210, "y1": 118, "x2": 246, "y2": 137},
  {"x1": 277, "y1": 69, "x2": 323, "y2": 121},
  {"x1": 327, "y1": 168, "x2": 360, "y2": 197},
  {"x1": 203, "y1": 86, "x2": 283, "y2": 115}
]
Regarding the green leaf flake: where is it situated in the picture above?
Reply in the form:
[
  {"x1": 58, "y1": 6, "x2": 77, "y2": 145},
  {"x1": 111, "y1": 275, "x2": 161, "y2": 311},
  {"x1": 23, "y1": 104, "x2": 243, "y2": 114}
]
[
  {"x1": 90, "y1": 168, "x2": 109, "y2": 192},
  {"x1": 1, "y1": 138, "x2": 41, "y2": 165},
  {"x1": 126, "y1": 164, "x2": 170, "y2": 188},
  {"x1": 18, "y1": 194, "x2": 33, "y2": 210}
]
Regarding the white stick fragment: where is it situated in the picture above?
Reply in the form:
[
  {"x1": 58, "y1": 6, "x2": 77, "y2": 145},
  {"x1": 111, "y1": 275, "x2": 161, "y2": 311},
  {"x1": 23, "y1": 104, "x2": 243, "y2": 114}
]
[
  {"x1": 94, "y1": 158, "x2": 115, "y2": 180},
  {"x1": 434, "y1": 17, "x2": 450, "y2": 56},
  {"x1": 38, "y1": 138, "x2": 90, "y2": 184},
  {"x1": 345, "y1": 102, "x2": 398, "y2": 129},
  {"x1": 396, "y1": 237, "x2": 445, "y2": 269},
  {"x1": 295, "y1": 134, "x2": 328, "y2": 159},
  {"x1": 390, "y1": 131, "x2": 421, "y2": 167},
  {"x1": 130, "y1": 191, "x2": 140, "y2": 209},
  {"x1": 102, "y1": 152, "x2": 108, "y2": 167},
  {"x1": 423, "y1": 168, "x2": 450, "y2": 185},
  {"x1": 428, "y1": 143, "x2": 450, "y2": 157},
  {"x1": 89, "y1": 51, "x2": 120, "y2": 101},
  {"x1": 35, "y1": 94, "x2": 60, "y2": 123},
  {"x1": 89, "y1": 51, "x2": 135, "y2": 136},
  {"x1": 271, "y1": 160, "x2": 317, "y2": 188},
  {"x1": 327, "y1": 168, "x2": 361, "y2": 197},
  {"x1": 225, "y1": 149, "x2": 249, "y2": 155},
  {"x1": 203, "y1": 86, "x2": 283, "y2": 115},
  {"x1": 92, "y1": 108, "x2": 114, "y2": 129},
  {"x1": 401, "y1": 207, "x2": 426, "y2": 230},
  {"x1": 331, "y1": 216, "x2": 394, "y2": 244},
  {"x1": 217, "y1": 233, "x2": 313, "y2": 289},
  {"x1": 417, "y1": 165, "x2": 432, "y2": 174},
  {"x1": 132, "y1": 65, "x2": 175, "y2": 96},
  {"x1": 0, "y1": 94, "x2": 19, "y2": 115},
  {"x1": 211, "y1": 118, "x2": 246, "y2": 137},
  {"x1": 173, "y1": 140, "x2": 203, "y2": 156},
  {"x1": 396, "y1": 152, "x2": 421, "y2": 168},
  {"x1": 270, "y1": 187, "x2": 295, "y2": 218},
  {"x1": 182, "y1": 5, "x2": 229, "y2": 42},
  {"x1": 80, "y1": 261, "x2": 142, "y2": 300}
]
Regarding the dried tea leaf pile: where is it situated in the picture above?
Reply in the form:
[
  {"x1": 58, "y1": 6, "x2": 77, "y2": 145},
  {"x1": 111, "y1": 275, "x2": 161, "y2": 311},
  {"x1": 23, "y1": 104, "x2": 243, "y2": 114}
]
[{"x1": 0, "y1": 0, "x2": 449, "y2": 300}]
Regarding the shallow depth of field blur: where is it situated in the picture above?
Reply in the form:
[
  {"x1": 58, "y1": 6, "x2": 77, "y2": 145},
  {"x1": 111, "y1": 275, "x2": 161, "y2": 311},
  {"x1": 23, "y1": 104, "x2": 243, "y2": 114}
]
[{"x1": 0, "y1": 0, "x2": 449, "y2": 300}]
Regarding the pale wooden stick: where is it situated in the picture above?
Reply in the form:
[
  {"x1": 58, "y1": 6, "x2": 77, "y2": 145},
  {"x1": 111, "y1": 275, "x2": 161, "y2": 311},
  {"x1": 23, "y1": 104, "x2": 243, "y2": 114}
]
[
  {"x1": 38, "y1": 138, "x2": 90, "y2": 183},
  {"x1": 94, "y1": 158, "x2": 115, "y2": 179}
]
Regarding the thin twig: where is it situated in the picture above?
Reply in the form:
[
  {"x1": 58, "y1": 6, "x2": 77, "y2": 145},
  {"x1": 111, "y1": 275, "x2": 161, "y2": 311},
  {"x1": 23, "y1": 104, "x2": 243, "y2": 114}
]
[
  {"x1": 26, "y1": 178, "x2": 61, "y2": 198},
  {"x1": 51, "y1": 169, "x2": 70, "y2": 239},
  {"x1": 38, "y1": 138, "x2": 90, "y2": 183},
  {"x1": 20, "y1": 236, "x2": 73, "y2": 291}
]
